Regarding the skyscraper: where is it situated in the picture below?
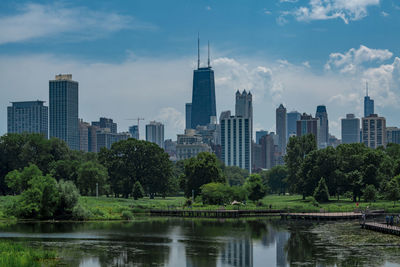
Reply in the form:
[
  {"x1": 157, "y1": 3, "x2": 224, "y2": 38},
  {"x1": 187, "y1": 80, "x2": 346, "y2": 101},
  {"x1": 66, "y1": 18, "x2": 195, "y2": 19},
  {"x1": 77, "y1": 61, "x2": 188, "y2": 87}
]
[
  {"x1": 341, "y1": 114, "x2": 360, "y2": 144},
  {"x1": 49, "y1": 74, "x2": 79, "y2": 150},
  {"x1": 92, "y1": 117, "x2": 117, "y2": 133},
  {"x1": 315, "y1": 105, "x2": 329, "y2": 148},
  {"x1": 276, "y1": 104, "x2": 287, "y2": 154},
  {"x1": 221, "y1": 90, "x2": 252, "y2": 173},
  {"x1": 387, "y1": 127, "x2": 400, "y2": 145},
  {"x1": 146, "y1": 121, "x2": 165, "y2": 148},
  {"x1": 362, "y1": 114, "x2": 386, "y2": 148},
  {"x1": 129, "y1": 125, "x2": 139, "y2": 139},
  {"x1": 78, "y1": 119, "x2": 90, "y2": 152},
  {"x1": 190, "y1": 38, "x2": 216, "y2": 128},
  {"x1": 287, "y1": 111, "x2": 301, "y2": 141},
  {"x1": 185, "y1": 103, "x2": 192, "y2": 129},
  {"x1": 256, "y1": 130, "x2": 268, "y2": 145},
  {"x1": 296, "y1": 113, "x2": 319, "y2": 144},
  {"x1": 364, "y1": 83, "x2": 374, "y2": 117},
  {"x1": 7, "y1": 101, "x2": 48, "y2": 138}
]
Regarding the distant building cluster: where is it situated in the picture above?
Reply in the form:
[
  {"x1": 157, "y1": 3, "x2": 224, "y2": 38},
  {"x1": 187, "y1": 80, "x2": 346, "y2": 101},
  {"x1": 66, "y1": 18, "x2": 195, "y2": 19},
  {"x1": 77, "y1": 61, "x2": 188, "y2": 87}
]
[{"x1": 6, "y1": 41, "x2": 398, "y2": 173}]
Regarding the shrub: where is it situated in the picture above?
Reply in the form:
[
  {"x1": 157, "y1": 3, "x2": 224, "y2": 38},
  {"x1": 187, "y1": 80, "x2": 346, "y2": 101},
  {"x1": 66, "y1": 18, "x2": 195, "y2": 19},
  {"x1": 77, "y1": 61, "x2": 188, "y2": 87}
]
[
  {"x1": 313, "y1": 178, "x2": 330, "y2": 203},
  {"x1": 201, "y1": 183, "x2": 230, "y2": 205},
  {"x1": 121, "y1": 210, "x2": 134, "y2": 220},
  {"x1": 245, "y1": 174, "x2": 267, "y2": 202},
  {"x1": 72, "y1": 204, "x2": 91, "y2": 220}
]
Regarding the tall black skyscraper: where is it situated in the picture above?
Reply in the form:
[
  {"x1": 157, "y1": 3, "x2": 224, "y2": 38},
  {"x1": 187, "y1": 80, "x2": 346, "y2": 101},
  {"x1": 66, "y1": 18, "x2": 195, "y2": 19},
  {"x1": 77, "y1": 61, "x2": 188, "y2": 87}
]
[
  {"x1": 190, "y1": 38, "x2": 216, "y2": 128},
  {"x1": 364, "y1": 82, "x2": 374, "y2": 117},
  {"x1": 316, "y1": 105, "x2": 329, "y2": 148}
]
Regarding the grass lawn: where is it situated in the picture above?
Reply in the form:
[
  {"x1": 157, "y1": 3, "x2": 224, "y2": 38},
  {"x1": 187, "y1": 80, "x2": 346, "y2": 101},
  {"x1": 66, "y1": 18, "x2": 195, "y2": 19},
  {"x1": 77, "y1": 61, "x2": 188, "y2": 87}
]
[{"x1": 2, "y1": 194, "x2": 400, "y2": 221}]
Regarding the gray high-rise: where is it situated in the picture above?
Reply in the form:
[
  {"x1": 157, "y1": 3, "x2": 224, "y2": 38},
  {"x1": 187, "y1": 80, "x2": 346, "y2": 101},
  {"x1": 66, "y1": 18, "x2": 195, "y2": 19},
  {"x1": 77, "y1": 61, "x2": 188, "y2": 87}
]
[
  {"x1": 341, "y1": 114, "x2": 360, "y2": 144},
  {"x1": 276, "y1": 104, "x2": 287, "y2": 154},
  {"x1": 7, "y1": 101, "x2": 48, "y2": 138},
  {"x1": 129, "y1": 125, "x2": 139, "y2": 139},
  {"x1": 190, "y1": 39, "x2": 216, "y2": 128},
  {"x1": 49, "y1": 74, "x2": 79, "y2": 150},
  {"x1": 315, "y1": 105, "x2": 329, "y2": 148},
  {"x1": 146, "y1": 121, "x2": 165, "y2": 148}
]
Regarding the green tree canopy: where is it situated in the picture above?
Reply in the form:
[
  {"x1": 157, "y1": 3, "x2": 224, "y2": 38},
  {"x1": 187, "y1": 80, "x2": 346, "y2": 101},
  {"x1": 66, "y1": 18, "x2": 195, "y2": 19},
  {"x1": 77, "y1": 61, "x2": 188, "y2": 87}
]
[
  {"x1": 132, "y1": 181, "x2": 145, "y2": 200},
  {"x1": 245, "y1": 174, "x2": 267, "y2": 202},
  {"x1": 313, "y1": 177, "x2": 330, "y2": 203},
  {"x1": 182, "y1": 152, "x2": 225, "y2": 198},
  {"x1": 77, "y1": 161, "x2": 109, "y2": 196}
]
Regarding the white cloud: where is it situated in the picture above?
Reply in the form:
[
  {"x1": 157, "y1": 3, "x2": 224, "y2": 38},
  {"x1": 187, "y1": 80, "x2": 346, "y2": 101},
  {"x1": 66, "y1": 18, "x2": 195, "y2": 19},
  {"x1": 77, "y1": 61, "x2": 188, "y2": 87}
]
[
  {"x1": 381, "y1": 11, "x2": 389, "y2": 17},
  {"x1": 0, "y1": 3, "x2": 153, "y2": 45},
  {"x1": 155, "y1": 107, "x2": 185, "y2": 135},
  {"x1": 325, "y1": 45, "x2": 393, "y2": 74},
  {"x1": 282, "y1": 0, "x2": 380, "y2": 24}
]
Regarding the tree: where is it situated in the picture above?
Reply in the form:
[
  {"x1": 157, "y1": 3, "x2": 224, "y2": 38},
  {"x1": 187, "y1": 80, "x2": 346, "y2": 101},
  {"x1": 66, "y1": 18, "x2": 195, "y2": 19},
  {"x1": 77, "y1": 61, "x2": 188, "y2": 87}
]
[
  {"x1": 201, "y1": 183, "x2": 231, "y2": 205},
  {"x1": 284, "y1": 134, "x2": 317, "y2": 195},
  {"x1": 182, "y1": 152, "x2": 225, "y2": 198},
  {"x1": 77, "y1": 161, "x2": 109, "y2": 196},
  {"x1": 386, "y1": 179, "x2": 400, "y2": 207},
  {"x1": 5, "y1": 164, "x2": 42, "y2": 194},
  {"x1": 262, "y1": 165, "x2": 287, "y2": 194},
  {"x1": 99, "y1": 138, "x2": 172, "y2": 198},
  {"x1": 132, "y1": 181, "x2": 144, "y2": 200},
  {"x1": 49, "y1": 160, "x2": 80, "y2": 183},
  {"x1": 313, "y1": 178, "x2": 330, "y2": 203},
  {"x1": 363, "y1": 184, "x2": 377, "y2": 203},
  {"x1": 224, "y1": 166, "x2": 249, "y2": 186},
  {"x1": 245, "y1": 174, "x2": 267, "y2": 202},
  {"x1": 56, "y1": 180, "x2": 80, "y2": 218}
]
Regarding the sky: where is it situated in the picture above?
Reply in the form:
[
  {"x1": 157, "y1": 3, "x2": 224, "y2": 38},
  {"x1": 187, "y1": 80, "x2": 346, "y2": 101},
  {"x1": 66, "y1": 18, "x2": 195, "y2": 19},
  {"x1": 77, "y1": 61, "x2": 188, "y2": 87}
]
[{"x1": 1, "y1": 0, "x2": 400, "y2": 140}]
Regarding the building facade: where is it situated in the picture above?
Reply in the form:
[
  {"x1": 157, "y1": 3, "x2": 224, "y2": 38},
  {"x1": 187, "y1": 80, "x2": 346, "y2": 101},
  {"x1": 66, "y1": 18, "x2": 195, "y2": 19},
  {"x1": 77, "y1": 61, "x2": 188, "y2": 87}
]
[
  {"x1": 362, "y1": 114, "x2": 386, "y2": 148},
  {"x1": 92, "y1": 118, "x2": 117, "y2": 133},
  {"x1": 276, "y1": 104, "x2": 287, "y2": 154},
  {"x1": 129, "y1": 125, "x2": 139, "y2": 139},
  {"x1": 260, "y1": 133, "x2": 276, "y2": 170},
  {"x1": 185, "y1": 103, "x2": 192, "y2": 129},
  {"x1": 49, "y1": 74, "x2": 79, "y2": 150},
  {"x1": 78, "y1": 119, "x2": 90, "y2": 152},
  {"x1": 190, "y1": 60, "x2": 216, "y2": 128},
  {"x1": 387, "y1": 127, "x2": 400, "y2": 145},
  {"x1": 341, "y1": 114, "x2": 360, "y2": 144},
  {"x1": 96, "y1": 130, "x2": 130, "y2": 151},
  {"x1": 287, "y1": 111, "x2": 301, "y2": 141},
  {"x1": 176, "y1": 129, "x2": 212, "y2": 160},
  {"x1": 7, "y1": 101, "x2": 48, "y2": 138},
  {"x1": 296, "y1": 113, "x2": 319, "y2": 144},
  {"x1": 315, "y1": 105, "x2": 329, "y2": 148},
  {"x1": 256, "y1": 130, "x2": 268, "y2": 145},
  {"x1": 145, "y1": 121, "x2": 164, "y2": 148}
]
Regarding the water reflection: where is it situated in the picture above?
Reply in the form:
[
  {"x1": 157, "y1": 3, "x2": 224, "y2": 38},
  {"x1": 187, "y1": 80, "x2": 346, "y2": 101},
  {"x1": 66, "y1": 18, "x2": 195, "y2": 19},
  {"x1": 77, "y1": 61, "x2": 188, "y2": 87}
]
[{"x1": 0, "y1": 219, "x2": 399, "y2": 266}]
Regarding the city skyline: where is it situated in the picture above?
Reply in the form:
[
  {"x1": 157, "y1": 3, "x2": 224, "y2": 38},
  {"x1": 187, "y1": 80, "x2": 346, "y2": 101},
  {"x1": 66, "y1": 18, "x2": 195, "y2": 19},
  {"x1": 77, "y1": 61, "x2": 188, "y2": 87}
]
[{"x1": 1, "y1": 1, "x2": 400, "y2": 140}]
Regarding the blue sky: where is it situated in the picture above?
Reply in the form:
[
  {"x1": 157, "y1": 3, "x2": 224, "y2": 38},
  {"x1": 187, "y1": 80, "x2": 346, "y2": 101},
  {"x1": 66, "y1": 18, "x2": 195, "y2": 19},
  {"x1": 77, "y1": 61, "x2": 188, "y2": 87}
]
[{"x1": 1, "y1": 0, "x2": 400, "y2": 139}]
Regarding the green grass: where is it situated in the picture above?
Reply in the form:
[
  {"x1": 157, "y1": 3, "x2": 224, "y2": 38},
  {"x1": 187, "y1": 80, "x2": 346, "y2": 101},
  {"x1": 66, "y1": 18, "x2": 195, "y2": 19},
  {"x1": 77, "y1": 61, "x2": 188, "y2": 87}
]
[
  {"x1": 0, "y1": 241, "x2": 57, "y2": 267},
  {"x1": 2, "y1": 194, "x2": 400, "y2": 221}
]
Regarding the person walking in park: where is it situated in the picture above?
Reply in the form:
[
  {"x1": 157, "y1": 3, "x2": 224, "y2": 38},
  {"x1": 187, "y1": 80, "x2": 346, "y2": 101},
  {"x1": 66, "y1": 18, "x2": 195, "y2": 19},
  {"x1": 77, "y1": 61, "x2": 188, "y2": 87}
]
[
  {"x1": 397, "y1": 215, "x2": 400, "y2": 226},
  {"x1": 390, "y1": 215, "x2": 394, "y2": 226},
  {"x1": 386, "y1": 215, "x2": 390, "y2": 226}
]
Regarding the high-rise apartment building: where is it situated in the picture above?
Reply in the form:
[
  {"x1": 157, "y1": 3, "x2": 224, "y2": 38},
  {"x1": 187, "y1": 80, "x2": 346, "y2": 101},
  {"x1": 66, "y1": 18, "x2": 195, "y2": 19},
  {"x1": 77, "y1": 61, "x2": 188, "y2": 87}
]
[
  {"x1": 315, "y1": 105, "x2": 329, "y2": 148},
  {"x1": 146, "y1": 121, "x2": 164, "y2": 148},
  {"x1": 276, "y1": 104, "x2": 287, "y2": 154},
  {"x1": 341, "y1": 114, "x2": 360, "y2": 144},
  {"x1": 296, "y1": 113, "x2": 319, "y2": 144},
  {"x1": 176, "y1": 129, "x2": 212, "y2": 160},
  {"x1": 260, "y1": 133, "x2": 276, "y2": 170},
  {"x1": 96, "y1": 129, "x2": 130, "y2": 151},
  {"x1": 78, "y1": 119, "x2": 90, "y2": 152},
  {"x1": 129, "y1": 125, "x2": 139, "y2": 139},
  {"x1": 287, "y1": 111, "x2": 301, "y2": 141},
  {"x1": 49, "y1": 74, "x2": 79, "y2": 150},
  {"x1": 190, "y1": 39, "x2": 216, "y2": 128},
  {"x1": 387, "y1": 127, "x2": 400, "y2": 145},
  {"x1": 92, "y1": 118, "x2": 117, "y2": 133},
  {"x1": 362, "y1": 114, "x2": 386, "y2": 148},
  {"x1": 221, "y1": 91, "x2": 253, "y2": 173},
  {"x1": 7, "y1": 101, "x2": 48, "y2": 138},
  {"x1": 185, "y1": 103, "x2": 192, "y2": 129}
]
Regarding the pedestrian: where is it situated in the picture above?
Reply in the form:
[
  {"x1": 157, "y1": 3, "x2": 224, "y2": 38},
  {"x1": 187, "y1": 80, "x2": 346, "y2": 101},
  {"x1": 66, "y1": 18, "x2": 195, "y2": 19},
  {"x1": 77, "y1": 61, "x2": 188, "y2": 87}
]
[
  {"x1": 390, "y1": 215, "x2": 394, "y2": 226},
  {"x1": 362, "y1": 213, "x2": 366, "y2": 225},
  {"x1": 396, "y1": 215, "x2": 399, "y2": 225},
  {"x1": 386, "y1": 215, "x2": 390, "y2": 226}
]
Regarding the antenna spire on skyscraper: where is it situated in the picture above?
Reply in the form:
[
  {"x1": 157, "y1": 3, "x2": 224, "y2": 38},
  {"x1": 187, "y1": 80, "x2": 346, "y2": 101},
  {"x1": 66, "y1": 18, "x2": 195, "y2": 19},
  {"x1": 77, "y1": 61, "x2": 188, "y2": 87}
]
[
  {"x1": 197, "y1": 33, "x2": 200, "y2": 69},
  {"x1": 366, "y1": 81, "x2": 369, "y2": 96},
  {"x1": 208, "y1": 40, "x2": 210, "y2": 68}
]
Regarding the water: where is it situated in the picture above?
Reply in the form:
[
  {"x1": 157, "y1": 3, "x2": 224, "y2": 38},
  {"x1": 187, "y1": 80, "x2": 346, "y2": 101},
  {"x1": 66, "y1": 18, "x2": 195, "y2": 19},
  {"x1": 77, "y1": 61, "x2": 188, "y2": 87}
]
[{"x1": 0, "y1": 218, "x2": 400, "y2": 267}]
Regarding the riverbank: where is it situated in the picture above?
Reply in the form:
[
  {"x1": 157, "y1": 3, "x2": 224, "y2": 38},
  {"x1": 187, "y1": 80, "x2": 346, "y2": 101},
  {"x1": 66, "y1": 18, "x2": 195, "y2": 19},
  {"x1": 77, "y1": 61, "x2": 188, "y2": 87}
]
[
  {"x1": 0, "y1": 240, "x2": 58, "y2": 267},
  {"x1": 1, "y1": 195, "x2": 400, "y2": 221}
]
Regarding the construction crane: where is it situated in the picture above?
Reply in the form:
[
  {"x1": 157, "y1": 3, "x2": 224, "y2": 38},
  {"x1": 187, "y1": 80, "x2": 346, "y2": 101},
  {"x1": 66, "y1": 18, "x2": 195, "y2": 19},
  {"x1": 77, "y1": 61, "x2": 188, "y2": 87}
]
[{"x1": 126, "y1": 117, "x2": 145, "y2": 139}]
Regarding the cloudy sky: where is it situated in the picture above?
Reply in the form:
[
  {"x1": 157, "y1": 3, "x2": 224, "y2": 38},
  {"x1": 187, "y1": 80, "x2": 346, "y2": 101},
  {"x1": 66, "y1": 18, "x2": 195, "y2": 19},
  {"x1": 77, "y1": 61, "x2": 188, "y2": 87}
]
[{"x1": 1, "y1": 0, "x2": 400, "y2": 139}]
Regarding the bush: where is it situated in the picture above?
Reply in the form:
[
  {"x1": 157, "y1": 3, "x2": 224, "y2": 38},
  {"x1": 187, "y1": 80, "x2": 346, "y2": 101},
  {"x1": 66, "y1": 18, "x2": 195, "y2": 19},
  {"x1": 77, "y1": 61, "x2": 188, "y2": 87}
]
[
  {"x1": 72, "y1": 204, "x2": 91, "y2": 220},
  {"x1": 245, "y1": 174, "x2": 267, "y2": 202},
  {"x1": 121, "y1": 210, "x2": 134, "y2": 220},
  {"x1": 313, "y1": 178, "x2": 330, "y2": 203},
  {"x1": 56, "y1": 180, "x2": 80, "y2": 218}
]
